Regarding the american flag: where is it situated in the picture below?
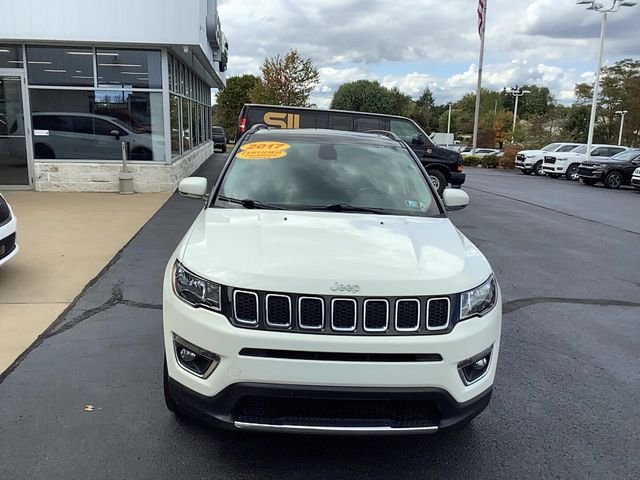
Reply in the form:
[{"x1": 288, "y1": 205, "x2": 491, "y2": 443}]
[{"x1": 478, "y1": 0, "x2": 486, "y2": 38}]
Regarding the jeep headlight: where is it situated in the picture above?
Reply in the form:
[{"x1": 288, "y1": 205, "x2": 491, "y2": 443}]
[
  {"x1": 173, "y1": 261, "x2": 221, "y2": 311},
  {"x1": 460, "y1": 276, "x2": 497, "y2": 320}
]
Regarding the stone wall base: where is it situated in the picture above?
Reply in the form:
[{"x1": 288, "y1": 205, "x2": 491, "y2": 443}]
[{"x1": 34, "y1": 141, "x2": 215, "y2": 193}]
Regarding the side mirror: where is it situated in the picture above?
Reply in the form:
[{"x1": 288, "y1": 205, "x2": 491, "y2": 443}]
[
  {"x1": 178, "y1": 177, "x2": 208, "y2": 200},
  {"x1": 413, "y1": 134, "x2": 426, "y2": 145},
  {"x1": 443, "y1": 189, "x2": 470, "y2": 211},
  {"x1": 110, "y1": 129, "x2": 120, "y2": 140}
]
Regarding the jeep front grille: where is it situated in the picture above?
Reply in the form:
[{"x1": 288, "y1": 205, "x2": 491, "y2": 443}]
[{"x1": 229, "y1": 289, "x2": 458, "y2": 335}]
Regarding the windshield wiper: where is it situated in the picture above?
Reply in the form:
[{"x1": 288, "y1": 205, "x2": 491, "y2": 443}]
[
  {"x1": 216, "y1": 195, "x2": 285, "y2": 210},
  {"x1": 303, "y1": 203, "x2": 390, "y2": 214}
]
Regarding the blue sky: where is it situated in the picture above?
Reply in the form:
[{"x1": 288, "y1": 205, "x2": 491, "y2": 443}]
[{"x1": 218, "y1": 0, "x2": 640, "y2": 107}]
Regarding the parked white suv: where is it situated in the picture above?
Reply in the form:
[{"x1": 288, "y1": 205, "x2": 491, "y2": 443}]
[
  {"x1": 162, "y1": 127, "x2": 502, "y2": 434},
  {"x1": 515, "y1": 142, "x2": 582, "y2": 176},
  {"x1": 0, "y1": 193, "x2": 18, "y2": 267},
  {"x1": 632, "y1": 167, "x2": 640, "y2": 191},
  {"x1": 542, "y1": 144, "x2": 629, "y2": 180}
]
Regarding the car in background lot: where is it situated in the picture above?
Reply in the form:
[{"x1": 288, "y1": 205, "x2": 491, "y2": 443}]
[
  {"x1": 632, "y1": 167, "x2": 640, "y2": 191},
  {"x1": 236, "y1": 104, "x2": 465, "y2": 195},
  {"x1": 542, "y1": 144, "x2": 629, "y2": 180},
  {"x1": 577, "y1": 148, "x2": 640, "y2": 189},
  {"x1": 515, "y1": 142, "x2": 582, "y2": 176},
  {"x1": 211, "y1": 126, "x2": 227, "y2": 153},
  {"x1": 163, "y1": 126, "x2": 501, "y2": 434},
  {"x1": 0, "y1": 193, "x2": 18, "y2": 267},
  {"x1": 462, "y1": 148, "x2": 503, "y2": 158}
]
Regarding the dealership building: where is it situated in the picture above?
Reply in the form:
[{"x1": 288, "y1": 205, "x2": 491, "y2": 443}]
[{"x1": 0, "y1": 0, "x2": 227, "y2": 192}]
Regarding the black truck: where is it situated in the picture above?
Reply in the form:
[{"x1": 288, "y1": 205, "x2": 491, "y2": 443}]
[{"x1": 236, "y1": 104, "x2": 465, "y2": 194}]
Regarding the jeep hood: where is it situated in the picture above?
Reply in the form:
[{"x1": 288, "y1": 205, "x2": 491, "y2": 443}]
[{"x1": 177, "y1": 209, "x2": 492, "y2": 296}]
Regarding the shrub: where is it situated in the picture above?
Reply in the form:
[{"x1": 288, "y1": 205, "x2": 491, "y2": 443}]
[
  {"x1": 499, "y1": 145, "x2": 520, "y2": 169},
  {"x1": 482, "y1": 155, "x2": 499, "y2": 168},
  {"x1": 462, "y1": 155, "x2": 483, "y2": 167}
]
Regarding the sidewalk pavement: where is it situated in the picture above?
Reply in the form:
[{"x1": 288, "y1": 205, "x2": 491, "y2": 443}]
[{"x1": 0, "y1": 191, "x2": 171, "y2": 373}]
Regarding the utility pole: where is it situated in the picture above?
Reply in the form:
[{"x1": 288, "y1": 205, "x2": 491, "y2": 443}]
[
  {"x1": 446, "y1": 102, "x2": 452, "y2": 147},
  {"x1": 577, "y1": 0, "x2": 637, "y2": 160},
  {"x1": 507, "y1": 85, "x2": 530, "y2": 141},
  {"x1": 615, "y1": 110, "x2": 628, "y2": 145}
]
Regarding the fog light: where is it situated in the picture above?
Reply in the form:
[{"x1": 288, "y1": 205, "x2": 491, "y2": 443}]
[
  {"x1": 473, "y1": 357, "x2": 488, "y2": 370},
  {"x1": 179, "y1": 347, "x2": 197, "y2": 363},
  {"x1": 458, "y1": 347, "x2": 492, "y2": 385},
  {"x1": 173, "y1": 333, "x2": 220, "y2": 378}
]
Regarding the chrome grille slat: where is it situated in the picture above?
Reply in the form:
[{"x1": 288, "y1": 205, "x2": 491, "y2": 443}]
[
  {"x1": 331, "y1": 298, "x2": 357, "y2": 332},
  {"x1": 233, "y1": 290, "x2": 259, "y2": 325},
  {"x1": 266, "y1": 294, "x2": 292, "y2": 327},
  {"x1": 426, "y1": 297, "x2": 450, "y2": 331},
  {"x1": 395, "y1": 299, "x2": 420, "y2": 332},
  {"x1": 298, "y1": 297, "x2": 324, "y2": 330},
  {"x1": 363, "y1": 299, "x2": 388, "y2": 332}
]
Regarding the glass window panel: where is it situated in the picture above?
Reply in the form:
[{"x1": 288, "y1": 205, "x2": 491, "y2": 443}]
[
  {"x1": 179, "y1": 63, "x2": 184, "y2": 95},
  {"x1": 96, "y1": 49, "x2": 161, "y2": 89},
  {"x1": 181, "y1": 97, "x2": 190, "y2": 151},
  {"x1": 0, "y1": 45, "x2": 23, "y2": 69},
  {"x1": 191, "y1": 101, "x2": 199, "y2": 147},
  {"x1": 29, "y1": 89, "x2": 164, "y2": 161},
  {"x1": 170, "y1": 94, "x2": 180, "y2": 156},
  {"x1": 26, "y1": 46, "x2": 94, "y2": 86},
  {"x1": 168, "y1": 56, "x2": 173, "y2": 92}
]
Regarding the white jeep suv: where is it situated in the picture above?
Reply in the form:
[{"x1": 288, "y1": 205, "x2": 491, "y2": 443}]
[
  {"x1": 542, "y1": 144, "x2": 629, "y2": 180},
  {"x1": 515, "y1": 142, "x2": 582, "y2": 176},
  {"x1": 0, "y1": 193, "x2": 18, "y2": 267},
  {"x1": 162, "y1": 127, "x2": 502, "y2": 434}
]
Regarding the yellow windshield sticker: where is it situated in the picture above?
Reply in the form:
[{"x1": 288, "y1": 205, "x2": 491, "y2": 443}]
[{"x1": 237, "y1": 141, "x2": 290, "y2": 160}]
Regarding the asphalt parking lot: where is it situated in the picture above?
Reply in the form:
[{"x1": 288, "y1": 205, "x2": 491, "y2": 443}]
[{"x1": 1, "y1": 160, "x2": 639, "y2": 479}]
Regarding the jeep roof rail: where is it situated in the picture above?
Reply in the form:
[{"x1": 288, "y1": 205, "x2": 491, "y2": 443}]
[
  {"x1": 364, "y1": 130, "x2": 402, "y2": 142},
  {"x1": 246, "y1": 123, "x2": 269, "y2": 135}
]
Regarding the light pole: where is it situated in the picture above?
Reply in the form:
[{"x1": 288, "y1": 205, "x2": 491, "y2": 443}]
[
  {"x1": 446, "y1": 102, "x2": 452, "y2": 147},
  {"x1": 576, "y1": 1, "x2": 637, "y2": 161},
  {"x1": 507, "y1": 85, "x2": 531, "y2": 140},
  {"x1": 615, "y1": 109, "x2": 628, "y2": 145}
]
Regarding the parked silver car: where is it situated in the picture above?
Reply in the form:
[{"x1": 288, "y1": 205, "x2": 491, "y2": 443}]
[{"x1": 32, "y1": 112, "x2": 158, "y2": 161}]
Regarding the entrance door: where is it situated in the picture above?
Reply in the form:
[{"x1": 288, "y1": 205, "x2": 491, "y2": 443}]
[{"x1": 0, "y1": 75, "x2": 31, "y2": 188}]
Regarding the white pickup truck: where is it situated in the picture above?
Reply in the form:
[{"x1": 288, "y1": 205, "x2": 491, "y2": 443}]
[
  {"x1": 515, "y1": 143, "x2": 582, "y2": 176},
  {"x1": 542, "y1": 144, "x2": 629, "y2": 180}
]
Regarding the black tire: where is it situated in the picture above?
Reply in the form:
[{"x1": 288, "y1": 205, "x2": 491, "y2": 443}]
[
  {"x1": 427, "y1": 169, "x2": 447, "y2": 196},
  {"x1": 604, "y1": 171, "x2": 623, "y2": 189},
  {"x1": 130, "y1": 147, "x2": 152, "y2": 161},
  {"x1": 221, "y1": 144, "x2": 227, "y2": 153},
  {"x1": 163, "y1": 358, "x2": 178, "y2": 414},
  {"x1": 565, "y1": 164, "x2": 580, "y2": 181},
  {"x1": 34, "y1": 143, "x2": 55, "y2": 159},
  {"x1": 533, "y1": 161, "x2": 544, "y2": 176},
  {"x1": 581, "y1": 179, "x2": 598, "y2": 186}
]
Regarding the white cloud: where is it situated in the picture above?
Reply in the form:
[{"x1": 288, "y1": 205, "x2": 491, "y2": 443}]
[{"x1": 218, "y1": 0, "x2": 640, "y2": 105}]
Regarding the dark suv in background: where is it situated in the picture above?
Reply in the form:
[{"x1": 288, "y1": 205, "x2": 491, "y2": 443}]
[
  {"x1": 578, "y1": 149, "x2": 640, "y2": 189},
  {"x1": 212, "y1": 126, "x2": 227, "y2": 153},
  {"x1": 236, "y1": 104, "x2": 465, "y2": 194}
]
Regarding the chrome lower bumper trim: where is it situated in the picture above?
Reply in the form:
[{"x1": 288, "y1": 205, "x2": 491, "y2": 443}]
[{"x1": 234, "y1": 421, "x2": 439, "y2": 435}]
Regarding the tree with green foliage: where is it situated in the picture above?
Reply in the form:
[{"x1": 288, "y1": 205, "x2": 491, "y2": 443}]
[
  {"x1": 250, "y1": 49, "x2": 320, "y2": 107},
  {"x1": 214, "y1": 74, "x2": 261, "y2": 138},
  {"x1": 330, "y1": 80, "x2": 413, "y2": 116},
  {"x1": 502, "y1": 85, "x2": 555, "y2": 119},
  {"x1": 574, "y1": 58, "x2": 640, "y2": 146}
]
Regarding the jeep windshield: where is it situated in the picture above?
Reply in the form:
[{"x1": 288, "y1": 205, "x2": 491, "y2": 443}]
[{"x1": 214, "y1": 134, "x2": 442, "y2": 217}]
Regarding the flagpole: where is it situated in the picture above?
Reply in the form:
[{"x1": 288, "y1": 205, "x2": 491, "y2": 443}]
[{"x1": 471, "y1": 0, "x2": 487, "y2": 155}]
